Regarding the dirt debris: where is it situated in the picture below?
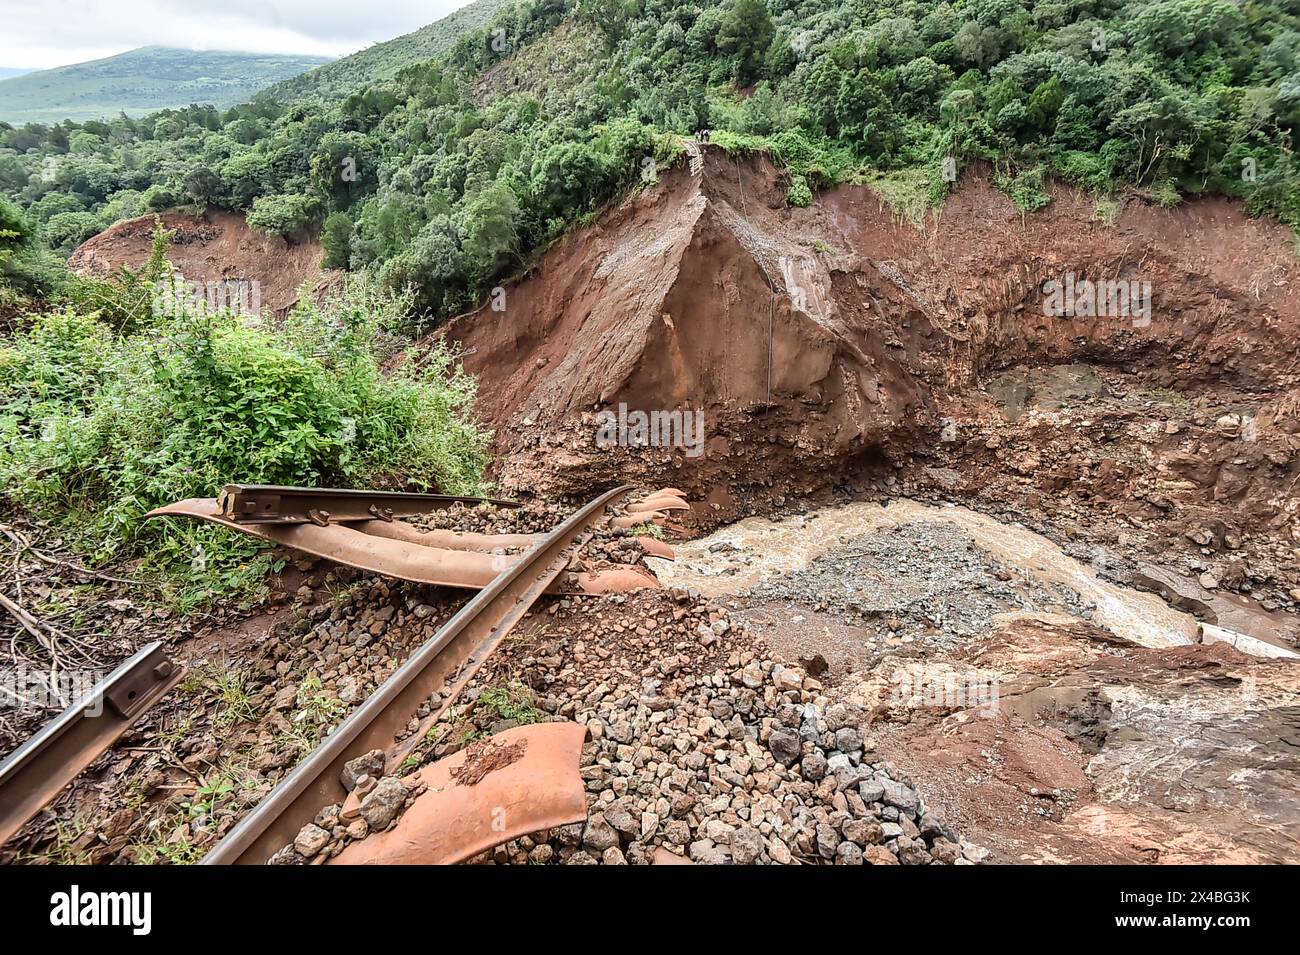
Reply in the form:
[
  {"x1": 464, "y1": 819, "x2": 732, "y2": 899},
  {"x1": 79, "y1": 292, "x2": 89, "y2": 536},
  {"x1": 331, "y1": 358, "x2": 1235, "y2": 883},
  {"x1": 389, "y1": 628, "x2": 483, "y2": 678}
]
[
  {"x1": 451, "y1": 736, "x2": 527, "y2": 786},
  {"x1": 66, "y1": 209, "x2": 327, "y2": 316},
  {"x1": 656, "y1": 502, "x2": 1300, "y2": 864}
]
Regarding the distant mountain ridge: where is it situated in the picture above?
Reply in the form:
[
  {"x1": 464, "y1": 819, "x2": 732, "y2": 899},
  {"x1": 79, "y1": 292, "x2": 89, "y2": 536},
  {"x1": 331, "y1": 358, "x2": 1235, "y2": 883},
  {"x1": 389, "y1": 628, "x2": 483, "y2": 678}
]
[
  {"x1": 259, "y1": 0, "x2": 511, "y2": 103},
  {"x1": 0, "y1": 47, "x2": 332, "y2": 124}
]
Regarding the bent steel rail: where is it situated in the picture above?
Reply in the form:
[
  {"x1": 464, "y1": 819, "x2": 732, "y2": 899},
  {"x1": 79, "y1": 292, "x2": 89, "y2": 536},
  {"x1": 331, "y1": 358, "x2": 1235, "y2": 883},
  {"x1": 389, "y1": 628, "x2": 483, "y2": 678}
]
[
  {"x1": 148, "y1": 498, "x2": 520, "y2": 589},
  {"x1": 148, "y1": 485, "x2": 672, "y2": 593},
  {"x1": 203, "y1": 484, "x2": 633, "y2": 864}
]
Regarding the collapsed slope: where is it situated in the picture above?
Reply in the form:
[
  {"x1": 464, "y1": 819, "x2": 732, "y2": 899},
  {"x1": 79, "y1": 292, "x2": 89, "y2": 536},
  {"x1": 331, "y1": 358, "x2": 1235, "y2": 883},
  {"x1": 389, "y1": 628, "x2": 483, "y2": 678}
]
[
  {"x1": 68, "y1": 210, "x2": 327, "y2": 316},
  {"x1": 439, "y1": 148, "x2": 948, "y2": 502},
  {"x1": 437, "y1": 148, "x2": 1298, "y2": 546}
]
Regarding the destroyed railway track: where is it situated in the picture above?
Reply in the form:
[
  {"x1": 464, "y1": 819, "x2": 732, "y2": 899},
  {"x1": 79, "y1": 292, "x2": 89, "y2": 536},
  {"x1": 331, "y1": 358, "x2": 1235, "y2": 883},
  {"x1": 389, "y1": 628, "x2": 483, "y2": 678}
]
[
  {"x1": 203, "y1": 483, "x2": 634, "y2": 864},
  {"x1": 146, "y1": 483, "x2": 678, "y2": 593},
  {"x1": 0, "y1": 482, "x2": 692, "y2": 862},
  {"x1": 0, "y1": 642, "x2": 184, "y2": 847}
]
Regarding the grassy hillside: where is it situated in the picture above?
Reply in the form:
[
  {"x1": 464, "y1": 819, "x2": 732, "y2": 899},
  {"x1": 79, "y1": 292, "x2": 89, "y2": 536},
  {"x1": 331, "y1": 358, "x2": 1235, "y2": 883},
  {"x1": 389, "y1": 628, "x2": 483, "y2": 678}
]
[
  {"x1": 0, "y1": 47, "x2": 332, "y2": 124},
  {"x1": 258, "y1": 0, "x2": 512, "y2": 103}
]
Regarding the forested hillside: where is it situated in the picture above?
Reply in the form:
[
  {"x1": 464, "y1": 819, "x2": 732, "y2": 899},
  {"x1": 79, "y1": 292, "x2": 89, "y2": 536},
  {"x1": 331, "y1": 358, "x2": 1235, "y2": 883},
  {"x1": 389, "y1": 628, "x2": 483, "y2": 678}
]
[
  {"x1": 258, "y1": 0, "x2": 513, "y2": 104},
  {"x1": 3, "y1": 0, "x2": 1298, "y2": 318},
  {"x1": 0, "y1": 47, "x2": 332, "y2": 125}
]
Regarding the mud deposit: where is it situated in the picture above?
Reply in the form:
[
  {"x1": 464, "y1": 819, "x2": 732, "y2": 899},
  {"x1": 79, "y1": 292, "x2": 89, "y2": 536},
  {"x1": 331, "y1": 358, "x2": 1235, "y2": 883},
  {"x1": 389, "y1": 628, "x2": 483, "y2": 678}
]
[{"x1": 650, "y1": 500, "x2": 1300, "y2": 863}]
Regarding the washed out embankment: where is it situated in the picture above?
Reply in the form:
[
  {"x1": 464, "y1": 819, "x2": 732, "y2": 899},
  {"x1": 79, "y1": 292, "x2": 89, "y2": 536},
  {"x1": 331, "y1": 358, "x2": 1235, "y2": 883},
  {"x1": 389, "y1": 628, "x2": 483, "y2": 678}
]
[
  {"x1": 68, "y1": 209, "x2": 328, "y2": 316},
  {"x1": 431, "y1": 149, "x2": 1299, "y2": 553}
]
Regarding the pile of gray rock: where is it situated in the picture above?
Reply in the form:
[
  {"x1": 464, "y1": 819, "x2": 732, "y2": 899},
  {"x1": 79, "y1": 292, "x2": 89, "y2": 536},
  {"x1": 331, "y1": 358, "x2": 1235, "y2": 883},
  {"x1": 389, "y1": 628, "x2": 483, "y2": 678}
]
[
  {"x1": 747, "y1": 520, "x2": 1086, "y2": 647},
  {"x1": 446, "y1": 590, "x2": 988, "y2": 865},
  {"x1": 273, "y1": 587, "x2": 990, "y2": 865},
  {"x1": 274, "y1": 749, "x2": 417, "y2": 864}
]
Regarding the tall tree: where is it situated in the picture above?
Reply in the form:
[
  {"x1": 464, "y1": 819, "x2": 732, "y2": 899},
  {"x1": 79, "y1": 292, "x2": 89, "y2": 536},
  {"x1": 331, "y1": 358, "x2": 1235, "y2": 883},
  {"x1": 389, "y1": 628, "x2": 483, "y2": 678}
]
[{"x1": 717, "y1": 0, "x2": 775, "y2": 85}]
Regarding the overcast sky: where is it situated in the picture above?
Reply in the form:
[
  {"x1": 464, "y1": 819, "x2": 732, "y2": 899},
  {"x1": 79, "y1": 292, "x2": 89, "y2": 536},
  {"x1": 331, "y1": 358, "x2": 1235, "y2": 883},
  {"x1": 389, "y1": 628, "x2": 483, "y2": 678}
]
[{"x1": 0, "y1": 0, "x2": 476, "y2": 70}]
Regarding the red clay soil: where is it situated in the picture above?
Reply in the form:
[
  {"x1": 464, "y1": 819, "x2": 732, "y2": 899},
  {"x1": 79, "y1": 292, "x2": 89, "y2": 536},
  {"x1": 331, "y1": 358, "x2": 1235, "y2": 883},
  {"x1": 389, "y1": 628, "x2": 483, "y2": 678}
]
[
  {"x1": 873, "y1": 618, "x2": 1300, "y2": 863},
  {"x1": 67, "y1": 209, "x2": 327, "y2": 315},
  {"x1": 428, "y1": 148, "x2": 1298, "y2": 544}
]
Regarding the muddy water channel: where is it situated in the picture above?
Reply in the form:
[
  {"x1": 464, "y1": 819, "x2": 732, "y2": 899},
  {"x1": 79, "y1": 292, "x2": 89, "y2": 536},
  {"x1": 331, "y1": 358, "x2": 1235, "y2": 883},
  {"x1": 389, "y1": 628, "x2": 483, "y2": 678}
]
[
  {"x1": 650, "y1": 499, "x2": 1300, "y2": 863},
  {"x1": 651, "y1": 500, "x2": 1295, "y2": 659}
]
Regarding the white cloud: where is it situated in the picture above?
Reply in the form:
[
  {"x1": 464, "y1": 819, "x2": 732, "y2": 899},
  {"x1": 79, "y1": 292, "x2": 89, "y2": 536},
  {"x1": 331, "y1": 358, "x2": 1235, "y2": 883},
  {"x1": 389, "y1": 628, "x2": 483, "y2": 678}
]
[{"x1": 0, "y1": 0, "x2": 476, "y2": 70}]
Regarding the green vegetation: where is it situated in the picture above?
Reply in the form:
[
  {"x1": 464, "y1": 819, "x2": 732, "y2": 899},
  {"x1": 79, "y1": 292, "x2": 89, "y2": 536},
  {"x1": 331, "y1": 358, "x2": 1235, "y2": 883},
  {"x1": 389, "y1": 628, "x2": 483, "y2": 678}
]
[
  {"x1": 6, "y1": 0, "x2": 1297, "y2": 323},
  {"x1": 477, "y1": 681, "x2": 547, "y2": 724},
  {"x1": 259, "y1": 0, "x2": 512, "y2": 104},
  {"x1": 181, "y1": 664, "x2": 261, "y2": 726},
  {"x1": 860, "y1": 166, "x2": 944, "y2": 227},
  {"x1": 0, "y1": 196, "x2": 66, "y2": 312},
  {"x1": 0, "y1": 47, "x2": 332, "y2": 125},
  {"x1": 0, "y1": 228, "x2": 490, "y2": 606},
  {"x1": 293, "y1": 675, "x2": 348, "y2": 728}
]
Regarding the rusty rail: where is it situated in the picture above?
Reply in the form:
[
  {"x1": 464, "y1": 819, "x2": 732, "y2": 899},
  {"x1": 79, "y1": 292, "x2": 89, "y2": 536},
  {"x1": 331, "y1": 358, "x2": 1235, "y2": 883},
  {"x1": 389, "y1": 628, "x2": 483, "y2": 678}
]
[
  {"x1": 202, "y1": 484, "x2": 633, "y2": 864},
  {"x1": 148, "y1": 485, "x2": 671, "y2": 593},
  {"x1": 215, "y1": 484, "x2": 518, "y2": 525},
  {"x1": 149, "y1": 500, "x2": 522, "y2": 590},
  {"x1": 0, "y1": 642, "x2": 184, "y2": 848}
]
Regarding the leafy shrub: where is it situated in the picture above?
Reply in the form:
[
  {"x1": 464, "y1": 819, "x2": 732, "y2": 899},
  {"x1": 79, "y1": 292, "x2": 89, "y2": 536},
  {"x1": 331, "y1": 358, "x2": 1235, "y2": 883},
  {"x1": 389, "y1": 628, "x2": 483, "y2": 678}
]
[
  {"x1": 1, "y1": 197, "x2": 68, "y2": 310},
  {"x1": 0, "y1": 269, "x2": 489, "y2": 607},
  {"x1": 321, "y1": 211, "x2": 353, "y2": 269},
  {"x1": 787, "y1": 173, "x2": 813, "y2": 206},
  {"x1": 42, "y1": 211, "x2": 104, "y2": 255},
  {"x1": 995, "y1": 164, "x2": 1052, "y2": 216},
  {"x1": 246, "y1": 192, "x2": 321, "y2": 237}
]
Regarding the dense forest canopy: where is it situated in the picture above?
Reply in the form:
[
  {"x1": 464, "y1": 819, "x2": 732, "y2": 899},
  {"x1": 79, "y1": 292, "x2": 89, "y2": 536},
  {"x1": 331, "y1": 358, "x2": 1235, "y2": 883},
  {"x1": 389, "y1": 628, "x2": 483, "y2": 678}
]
[{"x1": 3, "y1": 0, "x2": 1298, "y2": 320}]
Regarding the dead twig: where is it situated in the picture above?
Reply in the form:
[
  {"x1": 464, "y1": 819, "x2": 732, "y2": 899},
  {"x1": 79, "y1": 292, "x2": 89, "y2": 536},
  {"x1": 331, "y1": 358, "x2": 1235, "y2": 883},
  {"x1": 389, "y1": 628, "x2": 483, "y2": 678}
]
[
  {"x1": 0, "y1": 524, "x2": 154, "y2": 588},
  {"x1": 0, "y1": 591, "x2": 60, "y2": 662}
]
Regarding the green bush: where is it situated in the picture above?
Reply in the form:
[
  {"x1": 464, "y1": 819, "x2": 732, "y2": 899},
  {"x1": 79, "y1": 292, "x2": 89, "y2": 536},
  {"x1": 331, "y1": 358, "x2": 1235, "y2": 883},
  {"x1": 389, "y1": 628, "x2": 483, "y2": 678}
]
[
  {"x1": 321, "y1": 211, "x2": 353, "y2": 269},
  {"x1": 995, "y1": 164, "x2": 1052, "y2": 216},
  {"x1": 1, "y1": 197, "x2": 69, "y2": 310},
  {"x1": 787, "y1": 173, "x2": 813, "y2": 206},
  {"x1": 0, "y1": 271, "x2": 490, "y2": 607},
  {"x1": 246, "y1": 192, "x2": 321, "y2": 237}
]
